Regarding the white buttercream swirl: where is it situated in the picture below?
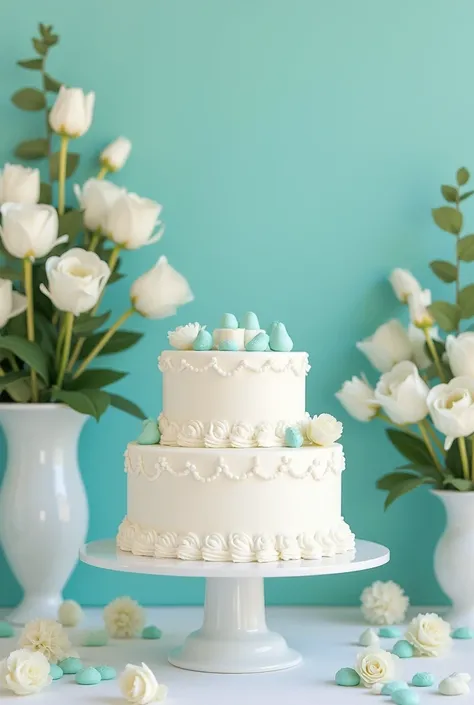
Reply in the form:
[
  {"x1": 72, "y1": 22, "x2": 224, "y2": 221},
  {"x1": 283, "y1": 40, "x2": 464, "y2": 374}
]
[
  {"x1": 229, "y1": 533, "x2": 255, "y2": 562},
  {"x1": 255, "y1": 421, "x2": 286, "y2": 447},
  {"x1": 177, "y1": 420, "x2": 205, "y2": 448},
  {"x1": 177, "y1": 533, "x2": 202, "y2": 560},
  {"x1": 117, "y1": 517, "x2": 136, "y2": 551},
  {"x1": 277, "y1": 535, "x2": 301, "y2": 561},
  {"x1": 229, "y1": 422, "x2": 258, "y2": 448},
  {"x1": 154, "y1": 532, "x2": 178, "y2": 558},
  {"x1": 158, "y1": 413, "x2": 179, "y2": 446},
  {"x1": 298, "y1": 533, "x2": 323, "y2": 559},
  {"x1": 254, "y1": 534, "x2": 279, "y2": 562},
  {"x1": 132, "y1": 528, "x2": 157, "y2": 556},
  {"x1": 204, "y1": 421, "x2": 231, "y2": 448},
  {"x1": 201, "y1": 534, "x2": 231, "y2": 561},
  {"x1": 329, "y1": 521, "x2": 355, "y2": 552}
]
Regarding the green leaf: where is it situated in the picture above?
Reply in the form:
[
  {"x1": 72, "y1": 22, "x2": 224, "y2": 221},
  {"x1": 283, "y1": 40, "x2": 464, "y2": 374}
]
[
  {"x1": 108, "y1": 270, "x2": 125, "y2": 284},
  {"x1": 73, "y1": 311, "x2": 111, "y2": 335},
  {"x1": 446, "y1": 438, "x2": 472, "y2": 478},
  {"x1": 443, "y1": 476, "x2": 473, "y2": 491},
  {"x1": 457, "y1": 167, "x2": 470, "y2": 186},
  {"x1": 66, "y1": 369, "x2": 127, "y2": 391},
  {"x1": 14, "y1": 138, "x2": 49, "y2": 160},
  {"x1": 457, "y1": 234, "x2": 474, "y2": 262},
  {"x1": 108, "y1": 393, "x2": 146, "y2": 420},
  {"x1": 32, "y1": 38, "x2": 47, "y2": 56},
  {"x1": 0, "y1": 370, "x2": 29, "y2": 391},
  {"x1": 429, "y1": 260, "x2": 457, "y2": 283},
  {"x1": 384, "y1": 476, "x2": 427, "y2": 510},
  {"x1": 428, "y1": 301, "x2": 461, "y2": 332},
  {"x1": 44, "y1": 74, "x2": 62, "y2": 93},
  {"x1": 79, "y1": 331, "x2": 144, "y2": 358},
  {"x1": 424, "y1": 338, "x2": 446, "y2": 363},
  {"x1": 43, "y1": 33, "x2": 59, "y2": 47},
  {"x1": 0, "y1": 267, "x2": 23, "y2": 282},
  {"x1": 50, "y1": 152, "x2": 80, "y2": 180},
  {"x1": 460, "y1": 190, "x2": 474, "y2": 202},
  {"x1": 432, "y1": 206, "x2": 463, "y2": 235},
  {"x1": 386, "y1": 428, "x2": 434, "y2": 466},
  {"x1": 58, "y1": 209, "x2": 83, "y2": 239},
  {"x1": 5, "y1": 377, "x2": 31, "y2": 402},
  {"x1": 17, "y1": 58, "x2": 43, "y2": 70},
  {"x1": 52, "y1": 388, "x2": 110, "y2": 421},
  {"x1": 376, "y1": 471, "x2": 418, "y2": 491},
  {"x1": 459, "y1": 284, "x2": 474, "y2": 319},
  {"x1": 11, "y1": 87, "x2": 46, "y2": 111},
  {"x1": 0, "y1": 335, "x2": 49, "y2": 384},
  {"x1": 39, "y1": 182, "x2": 52, "y2": 204},
  {"x1": 441, "y1": 185, "x2": 458, "y2": 203}
]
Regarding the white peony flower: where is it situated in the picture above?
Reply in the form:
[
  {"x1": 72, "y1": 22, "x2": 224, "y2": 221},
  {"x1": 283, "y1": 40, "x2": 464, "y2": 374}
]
[
  {"x1": 0, "y1": 279, "x2": 27, "y2": 328},
  {"x1": 100, "y1": 136, "x2": 132, "y2": 172},
  {"x1": 0, "y1": 163, "x2": 40, "y2": 204},
  {"x1": 131, "y1": 256, "x2": 193, "y2": 319},
  {"x1": 103, "y1": 596, "x2": 145, "y2": 638},
  {"x1": 168, "y1": 322, "x2": 201, "y2": 350},
  {"x1": 58, "y1": 600, "x2": 83, "y2": 627},
  {"x1": 427, "y1": 377, "x2": 474, "y2": 450},
  {"x1": 0, "y1": 202, "x2": 66, "y2": 260},
  {"x1": 74, "y1": 178, "x2": 124, "y2": 232},
  {"x1": 374, "y1": 360, "x2": 429, "y2": 424},
  {"x1": 49, "y1": 86, "x2": 95, "y2": 138},
  {"x1": 389, "y1": 268, "x2": 423, "y2": 303},
  {"x1": 18, "y1": 619, "x2": 74, "y2": 664},
  {"x1": 107, "y1": 191, "x2": 163, "y2": 249},
  {"x1": 405, "y1": 612, "x2": 451, "y2": 656},
  {"x1": 336, "y1": 375, "x2": 379, "y2": 421},
  {"x1": 307, "y1": 413, "x2": 343, "y2": 446},
  {"x1": 408, "y1": 324, "x2": 439, "y2": 369},
  {"x1": 354, "y1": 646, "x2": 398, "y2": 687},
  {"x1": 446, "y1": 332, "x2": 474, "y2": 378},
  {"x1": 439, "y1": 673, "x2": 471, "y2": 696},
  {"x1": 357, "y1": 320, "x2": 412, "y2": 373},
  {"x1": 408, "y1": 289, "x2": 434, "y2": 329},
  {"x1": 361, "y1": 580, "x2": 409, "y2": 625},
  {"x1": 0, "y1": 649, "x2": 51, "y2": 695},
  {"x1": 119, "y1": 662, "x2": 168, "y2": 704}
]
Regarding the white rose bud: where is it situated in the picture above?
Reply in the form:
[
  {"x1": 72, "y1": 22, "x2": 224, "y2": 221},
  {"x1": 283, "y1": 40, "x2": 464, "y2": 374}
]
[
  {"x1": 100, "y1": 137, "x2": 132, "y2": 172},
  {"x1": 0, "y1": 649, "x2": 51, "y2": 695},
  {"x1": 307, "y1": 413, "x2": 343, "y2": 446},
  {"x1": 335, "y1": 375, "x2": 379, "y2": 422},
  {"x1": 408, "y1": 324, "x2": 439, "y2": 369},
  {"x1": 405, "y1": 612, "x2": 451, "y2": 656},
  {"x1": 0, "y1": 203, "x2": 66, "y2": 260},
  {"x1": 427, "y1": 377, "x2": 474, "y2": 450},
  {"x1": 356, "y1": 320, "x2": 412, "y2": 373},
  {"x1": 0, "y1": 279, "x2": 27, "y2": 328},
  {"x1": 119, "y1": 662, "x2": 168, "y2": 705},
  {"x1": 49, "y1": 86, "x2": 95, "y2": 138},
  {"x1": 375, "y1": 361, "x2": 429, "y2": 424},
  {"x1": 0, "y1": 163, "x2": 40, "y2": 204},
  {"x1": 40, "y1": 248, "x2": 110, "y2": 315},
  {"x1": 408, "y1": 289, "x2": 434, "y2": 329},
  {"x1": 74, "y1": 178, "x2": 124, "y2": 232},
  {"x1": 389, "y1": 268, "x2": 422, "y2": 303},
  {"x1": 107, "y1": 191, "x2": 163, "y2": 249},
  {"x1": 446, "y1": 332, "x2": 474, "y2": 378},
  {"x1": 131, "y1": 256, "x2": 193, "y2": 319},
  {"x1": 354, "y1": 646, "x2": 398, "y2": 687}
]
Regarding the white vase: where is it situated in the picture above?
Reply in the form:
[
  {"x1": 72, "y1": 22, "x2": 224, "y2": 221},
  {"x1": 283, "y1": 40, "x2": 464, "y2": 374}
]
[
  {"x1": 433, "y1": 489, "x2": 474, "y2": 628},
  {"x1": 0, "y1": 404, "x2": 89, "y2": 625}
]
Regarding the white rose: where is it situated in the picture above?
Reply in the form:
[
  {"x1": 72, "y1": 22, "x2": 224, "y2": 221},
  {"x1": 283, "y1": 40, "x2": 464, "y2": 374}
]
[
  {"x1": 119, "y1": 662, "x2": 168, "y2": 704},
  {"x1": 0, "y1": 163, "x2": 40, "y2": 204},
  {"x1": 0, "y1": 649, "x2": 51, "y2": 695},
  {"x1": 354, "y1": 647, "x2": 398, "y2": 687},
  {"x1": 307, "y1": 413, "x2": 343, "y2": 446},
  {"x1": 40, "y1": 248, "x2": 110, "y2": 315},
  {"x1": 74, "y1": 178, "x2": 124, "y2": 231},
  {"x1": 408, "y1": 324, "x2": 439, "y2": 369},
  {"x1": 405, "y1": 612, "x2": 451, "y2": 656},
  {"x1": 131, "y1": 256, "x2": 193, "y2": 319},
  {"x1": 389, "y1": 268, "x2": 423, "y2": 303},
  {"x1": 356, "y1": 320, "x2": 412, "y2": 372},
  {"x1": 335, "y1": 375, "x2": 379, "y2": 422},
  {"x1": 100, "y1": 136, "x2": 132, "y2": 172},
  {"x1": 0, "y1": 279, "x2": 27, "y2": 328},
  {"x1": 374, "y1": 360, "x2": 429, "y2": 424},
  {"x1": 49, "y1": 86, "x2": 95, "y2": 138},
  {"x1": 446, "y1": 332, "x2": 474, "y2": 378},
  {"x1": 0, "y1": 203, "x2": 66, "y2": 260},
  {"x1": 408, "y1": 289, "x2": 434, "y2": 328},
  {"x1": 107, "y1": 191, "x2": 163, "y2": 249},
  {"x1": 168, "y1": 322, "x2": 201, "y2": 350},
  {"x1": 427, "y1": 377, "x2": 474, "y2": 450}
]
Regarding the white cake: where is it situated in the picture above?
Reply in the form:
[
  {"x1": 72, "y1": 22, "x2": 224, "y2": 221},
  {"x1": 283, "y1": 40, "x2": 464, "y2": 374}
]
[{"x1": 117, "y1": 348, "x2": 355, "y2": 562}]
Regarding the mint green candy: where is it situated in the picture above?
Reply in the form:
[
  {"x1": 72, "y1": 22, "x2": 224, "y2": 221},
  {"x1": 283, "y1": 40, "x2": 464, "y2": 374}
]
[
  {"x1": 392, "y1": 690, "x2": 419, "y2": 705},
  {"x1": 0, "y1": 621, "x2": 14, "y2": 638},
  {"x1": 193, "y1": 329, "x2": 213, "y2": 351},
  {"x1": 219, "y1": 340, "x2": 239, "y2": 351},
  {"x1": 452, "y1": 626, "x2": 474, "y2": 639},
  {"x1": 142, "y1": 625, "x2": 162, "y2": 640},
  {"x1": 245, "y1": 332, "x2": 269, "y2": 352},
  {"x1": 240, "y1": 312, "x2": 260, "y2": 329},
  {"x1": 81, "y1": 629, "x2": 109, "y2": 647},
  {"x1": 95, "y1": 665, "x2": 116, "y2": 681},
  {"x1": 378, "y1": 626, "x2": 402, "y2": 638},
  {"x1": 58, "y1": 657, "x2": 83, "y2": 674},
  {"x1": 335, "y1": 667, "x2": 360, "y2": 686},
  {"x1": 137, "y1": 419, "x2": 160, "y2": 445},
  {"x1": 411, "y1": 672, "x2": 434, "y2": 687},
  {"x1": 392, "y1": 639, "x2": 414, "y2": 658},
  {"x1": 381, "y1": 681, "x2": 409, "y2": 696},
  {"x1": 269, "y1": 322, "x2": 293, "y2": 352},
  {"x1": 285, "y1": 427, "x2": 303, "y2": 448},
  {"x1": 49, "y1": 664, "x2": 63, "y2": 681},
  {"x1": 220, "y1": 313, "x2": 238, "y2": 329},
  {"x1": 75, "y1": 667, "x2": 101, "y2": 686}
]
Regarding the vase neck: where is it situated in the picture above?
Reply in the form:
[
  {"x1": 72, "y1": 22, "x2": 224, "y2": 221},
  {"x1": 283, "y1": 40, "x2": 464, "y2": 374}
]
[
  {"x1": 0, "y1": 405, "x2": 87, "y2": 440},
  {"x1": 435, "y1": 491, "x2": 474, "y2": 526}
]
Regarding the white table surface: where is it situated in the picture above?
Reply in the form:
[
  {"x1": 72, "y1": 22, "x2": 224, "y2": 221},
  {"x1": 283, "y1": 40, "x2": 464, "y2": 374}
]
[{"x1": 0, "y1": 606, "x2": 472, "y2": 703}]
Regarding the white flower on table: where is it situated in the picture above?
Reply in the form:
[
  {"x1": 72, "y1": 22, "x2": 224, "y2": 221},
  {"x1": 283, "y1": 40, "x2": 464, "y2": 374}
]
[
  {"x1": 0, "y1": 648, "x2": 51, "y2": 695},
  {"x1": 446, "y1": 332, "x2": 474, "y2": 378},
  {"x1": 374, "y1": 360, "x2": 429, "y2": 424},
  {"x1": 100, "y1": 136, "x2": 132, "y2": 172},
  {"x1": 0, "y1": 203, "x2": 66, "y2": 260},
  {"x1": 356, "y1": 320, "x2": 412, "y2": 373},
  {"x1": 119, "y1": 662, "x2": 168, "y2": 704},
  {"x1": 18, "y1": 619, "x2": 74, "y2": 664},
  {"x1": 0, "y1": 279, "x2": 27, "y2": 328},
  {"x1": 107, "y1": 191, "x2": 163, "y2": 249},
  {"x1": 354, "y1": 646, "x2": 398, "y2": 687},
  {"x1": 168, "y1": 322, "x2": 201, "y2": 350},
  {"x1": 427, "y1": 377, "x2": 474, "y2": 450},
  {"x1": 389, "y1": 268, "x2": 422, "y2": 303},
  {"x1": 103, "y1": 596, "x2": 145, "y2": 638},
  {"x1": 49, "y1": 86, "x2": 95, "y2": 138},
  {"x1": 405, "y1": 612, "x2": 451, "y2": 656},
  {"x1": 306, "y1": 414, "x2": 342, "y2": 446},
  {"x1": 335, "y1": 375, "x2": 379, "y2": 421},
  {"x1": 131, "y1": 256, "x2": 193, "y2": 319},
  {"x1": 0, "y1": 163, "x2": 40, "y2": 205},
  {"x1": 74, "y1": 178, "x2": 124, "y2": 232},
  {"x1": 360, "y1": 580, "x2": 409, "y2": 625}
]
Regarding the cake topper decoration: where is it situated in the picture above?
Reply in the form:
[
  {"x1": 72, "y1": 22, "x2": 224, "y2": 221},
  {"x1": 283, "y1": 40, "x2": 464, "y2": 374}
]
[
  {"x1": 245, "y1": 331, "x2": 269, "y2": 352},
  {"x1": 240, "y1": 311, "x2": 260, "y2": 329},
  {"x1": 168, "y1": 323, "x2": 201, "y2": 350},
  {"x1": 219, "y1": 340, "x2": 239, "y2": 351},
  {"x1": 192, "y1": 328, "x2": 213, "y2": 351},
  {"x1": 137, "y1": 419, "x2": 161, "y2": 445},
  {"x1": 220, "y1": 313, "x2": 238, "y2": 329},
  {"x1": 269, "y1": 322, "x2": 293, "y2": 352}
]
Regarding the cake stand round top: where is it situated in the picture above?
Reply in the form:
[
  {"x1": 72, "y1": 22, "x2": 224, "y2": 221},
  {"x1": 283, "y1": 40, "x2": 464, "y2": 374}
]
[{"x1": 80, "y1": 539, "x2": 389, "y2": 577}]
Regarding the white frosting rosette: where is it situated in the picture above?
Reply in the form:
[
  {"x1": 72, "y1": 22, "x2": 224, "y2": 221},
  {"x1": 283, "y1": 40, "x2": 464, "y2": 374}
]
[
  {"x1": 329, "y1": 521, "x2": 355, "y2": 552},
  {"x1": 176, "y1": 534, "x2": 202, "y2": 561},
  {"x1": 132, "y1": 528, "x2": 158, "y2": 557},
  {"x1": 154, "y1": 533, "x2": 178, "y2": 558},
  {"x1": 229, "y1": 534, "x2": 255, "y2": 563},
  {"x1": 177, "y1": 420, "x2": 205, "y2": 448},
  {"x1": 254, "y1": 535, "x2": 279, "y2": 562},
  {"x1": 229, "y1": 422, "x2": 257, "y2": 448},
  {"x1": 158, "y1": 414, "x2": 179, "y2": 446},
  {"x1": 255, "y1": 421, "x2": 286, "y2": 447},
  {"x1": 201, "y1": 534, "x2": 231, "y2": 561},
  {"x1": 297, "y1": 533, "x2": 323, "y2": 560},
  {"x1": 204, "y1": 421, "x2": 231, "y2": 448},
  {"x1": 117, "y1": 517, "x2": 137, "y2": 551},
  {"x1": 277, "y1": 535, "x2": 301, "y2": 561}
]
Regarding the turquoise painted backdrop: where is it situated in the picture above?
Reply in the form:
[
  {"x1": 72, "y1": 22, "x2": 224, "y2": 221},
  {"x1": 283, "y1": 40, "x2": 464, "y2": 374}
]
[{"x1": 0, "y1": 0, "x2": 471, "y2": 606}]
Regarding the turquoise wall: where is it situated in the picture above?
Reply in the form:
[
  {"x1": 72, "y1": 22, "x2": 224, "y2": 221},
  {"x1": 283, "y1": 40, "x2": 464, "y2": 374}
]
[{"x1": 0, "y1": 0, "x2": 471, "y2": 606}]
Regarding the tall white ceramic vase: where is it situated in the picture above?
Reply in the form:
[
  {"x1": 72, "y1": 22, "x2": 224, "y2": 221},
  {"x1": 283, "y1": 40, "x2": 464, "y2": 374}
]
[
  {"x1": 0, "y1": 404, "x2": 89, "y2": 625},
  {"x1": 433, "y1": 490, "x2": 474, "y2": 628}
]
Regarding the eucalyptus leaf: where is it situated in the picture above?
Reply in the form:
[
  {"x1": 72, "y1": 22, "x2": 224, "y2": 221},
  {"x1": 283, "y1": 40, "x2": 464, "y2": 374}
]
[
  {"x1": 384, "y1": 476, "x2": 427, "y2": 510},
  {"x1": 0, "y1": 335, "x2": 49, "y2": 383},
  {"x1": 432, "y1": 206, "x2": 463, "y2": 235},
  {"x1": 428, "y1": 301, "x2": 461, "y2": 332},
  {"x1": 459, "y1": 284, "x2": 474, "y2": 319},
  {"x1": 17, "y1": 58, "x2": 43, "y2": 70},
  {"x1": 458, "y1": 234, "x2": 474, "y2": 262},
  {"x1": 32, "y1": 38, "x2": 47, "y2": 56},
  {"x1": 66, "y1": 369, "x2": 127, "y2": 391},
  {"x1": 441, "y1": 185, "x2": 458, "y2": 203},
  {"x1": 39, "y1": 182, "x2": 52, "y2": 204},
  {"x1": 50, "y1": 152, "x2": 80, "y2": 180},
  {"x1": 14, "y1": 138, "x2": 48, "y2": 160},
  {"x1": 79, "y1": 330, "x2": 143, "y2": 358},
  {"x1": 429, "y1": 260, "x2": 457, "y2": 283},
  {"x1": 0, "y1": 267, "x2": 23, "y2": 282},
  {"x1": 52, "y1": 388, "x2": 110, "y2": 421},
  {"x1": 108, "y1": 393, "x2": 146, "y2": 420},
  {"x1": 11, "y1": 87, "x2": 46, "y2": 111},
  {"x1": 386, "y1": 428, "x2": 434, "y2": 466},
  {"x1": 44, "y1": 73, "x2": 62, "y2": 93},
  {"x1": 460, "y1": 190, "x2": 474, "y2": 202},
  {"x1": 58, "y1": 209, "x2": 83, "y2": 238},
  {"x1": 457, "y1": 167, "x2": 470, "y2": 186}
]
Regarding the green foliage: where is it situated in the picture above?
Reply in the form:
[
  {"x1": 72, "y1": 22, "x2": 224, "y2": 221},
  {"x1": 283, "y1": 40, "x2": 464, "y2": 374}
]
[
  {"x1": 58, "y1": 209, "x2": 83, "y2": 240},
  {"x1": 457, "y1": 167, "x2": 470, "y2": 186},
  {"x1": 432, "y1": 206, "x2": 463, "y2": 235},
  {"x1": 460, "y1": 189, "x2": 474, "y2": 202},
  {"x1": 441, "y1": 185, "x2": 458, "y2": 203},
  {"x1": 383, "y1": 475, "x2": 429, "y2": 510},
  {"x1": 446, "y1": 438, "x2": 473, "y2": 478},
  {"x1": 79, "y1": 331, "x2": 144, "y2": 358},
  {"x1": 429, "y1": 260, "x2": 457, "y2": 283},
  {"x1": 385, "y1": 428, "x2": 434, "y2": 466},
  {"x1": 0, "y1": 336, "x2": 50, "y2": 384},
  {"x1": 66, "y1": 369, "x2": 127, "y2": 390},
  {"x1": 428, "y1": 301, "x2": 461, "y2": 332},
  {"x1": 73, "y1": 311, "x2": 111, "y2": 335},
  {"x1": 0, "y1": 266, "x2": 23, "y2": 282},
  {"x1": 108, "y1": 393, "x2": 146, "y2": 420},
  {"x1": 11, "y1": 87, "x2": 45, "y2": 111},
  {"x1": 52, "y1": 388, "x2": 110, "y2": 421},
  {"x1": 17, "y1": 58, "x2": 43, "y2": 70},
  {"x1": 15, "y1": 138, "x2": 48, "y2": 160},
  {"x1": 459, "y1": 284, "x2": 474, "y2": 319},
  {"x1": 457, "y1": 234, "x2": 474, "y2": 262},
  {"x1": 50, "y1": 152, "x2": 80, "y2": 180},
  {"x1": 43, "y1": 74, "x2": 61, "y2": 93},
  {"x1": 443, "y1": 476, "x2": 473, "y2": 491}
]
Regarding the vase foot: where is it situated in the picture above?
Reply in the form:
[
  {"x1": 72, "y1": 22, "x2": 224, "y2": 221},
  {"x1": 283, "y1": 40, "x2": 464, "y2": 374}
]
[
  {"x1": 6, "y1": 594, "x2": 63, "y2": 625},
  {"x1": 447, "y1": 607, "x2": 474, "y2": 629}
]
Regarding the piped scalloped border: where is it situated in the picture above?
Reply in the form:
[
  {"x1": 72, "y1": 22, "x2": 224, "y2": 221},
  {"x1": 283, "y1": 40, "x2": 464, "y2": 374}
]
[{"x1": 158, "y1": 353, "x2": 310, "y2": 377}]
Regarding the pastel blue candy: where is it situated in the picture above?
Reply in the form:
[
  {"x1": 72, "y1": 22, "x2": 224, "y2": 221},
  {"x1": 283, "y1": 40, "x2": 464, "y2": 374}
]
[
  {"x1": 220, "y1": 313, "x2": 238, "y2": 329},
  {"x1": 378, "y1": 626, "x2": 402, "y2": 638},
  {"x1": 335, "y1": 667, "x2": 360, "y2": 686},
  {"x1": 142, "y1": 625, "x2": 162, "y2": 640},
  {"x1": 269, "y1": 322, "x2": 293, "y2": 352},
  {"x1": 193, "y1": 329, "x2": 213, "y2": 351},
  {"x1": 137, "y1": 419, "x2": 161, "y2": 445},
  {"x1": 285, "y1": 426, "x2": 303, "y2": 448},
  {"x1": 0, "y1": 621, "x2": 14, "y2": 638},
  {"x1": 411, "y1": 672, "x2": 435, "y2": 687},
  {"x1": 49, "y1": 664, "x2": 63, "y2": 680},
  {"x1": 392, "y1": 690, "x2": 419, "y2": 705},
  {"x1": 219, "y1": 340, "x2": 239, "y2": 351},
  {"x1": 392, "y1": 639, "x2": 414, "y2": 658},
  {"x1": 58, "y1": 657, "x2": 83, "y2": 675},
  {"x1": 245, "y1": 332, "x2": 269, "y2": 352},
  {"x1": 240, "y1": 312, "x2": 260, "y2": 329},
  {"x1": 95, "y1": 665, "x2": 116, "y2": 681},
  {"x1": 75, "y1": 667, "x2": 101, "y2": 686},
  {"x1": 267, "y1": 321, "x2": 279, "y2": 336},
  {"x1": 381, "y1": 681, "x2": 409, "y2": 696},
  {"x1": 81, "y1": 629, "x2": 109, "y2": 647},
  {"x1": 452, "y1": 626, "x2": 474, "y2": 639}
]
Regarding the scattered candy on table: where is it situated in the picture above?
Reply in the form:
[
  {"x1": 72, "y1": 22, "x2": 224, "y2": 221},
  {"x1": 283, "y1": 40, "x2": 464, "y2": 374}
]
[
  {"x1": 378, "y1": 626, "x2": 402, "y2": 638},
  {"x1": 142, "y1": 625, "x2": 162, "y2": 640},
  {"x1": 392, "y1": 689, "x2": 420, "y2": 705},
  {"x1": 0, "y1": 621, "x2": 14, "y2": 638},
  {"x1": 58, "y1": 657, "x2": 83, "y2": 674},
  {"x1": 381, "y1": 681, "x2": 409, "y2": 696},
  {"x1": 81, "y1": 629, "x2": 109, "y2": 647},
  {"x1": 95, "y1": 665, "x2": 116, "y2": 680},
  {"x1": 451, "y1": 626, "x2": 474, "y2": 639},
  {"x1": 335, "y1": 667, "x2": 360, "y2": 687},
  {"x1": 358, "y1": 627, "x2": 379, "y2": 647},
  {"x1": 49, "y1": 663, "x2": 64, "y2": 680},
  {"x1": 411, "y1": 672, "x2": 435, "y2": 687},
  {"x1": 392, "y1": 640, "x2": 414, "y2": 658},
  {"x1": 75, "y1": 666, "x2": 102, "y2": 685},
  {"x1": 438, "y1": 672, "x2": 471, "y2": 696}
]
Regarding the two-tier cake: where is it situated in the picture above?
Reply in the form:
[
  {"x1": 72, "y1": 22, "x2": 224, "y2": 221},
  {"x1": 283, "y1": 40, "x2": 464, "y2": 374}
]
[{"x1": 117, "y1": 314, "x2": 355, "y2": 562}]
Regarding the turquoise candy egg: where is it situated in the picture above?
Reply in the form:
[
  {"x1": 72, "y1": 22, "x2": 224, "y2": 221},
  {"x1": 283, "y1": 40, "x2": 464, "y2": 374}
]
[
  {"x1": 137, "y1": 418, "x2": 161, "y2": 445},
  {"x1": 81, "y1": 629, "x2": 109, "y2": 647},
  {"x1": 392, "y1": 690, "x2": 419, "y2": 705},
  {"x1": 269, "y1": 322, "x2": 293, "y2": 352},
  {"x1": 392, "y1": 639, "x2": 415, "y2": 658},
  {"x1": 335, "y1": 667, "x2": 360, "y2": 687},
  {"x1": 220, "y1": 313, "x2": 238, "y2": 329},
  {"x1": 142, "y1": 625, "x2": 163, "y2": 640},
  {"x1": 240, "y1": 312, "x2": 260, "y2": 329},
  {"x1": 411, "y1": 672, "x2": 435, "y2": 687},
  {"x1": 285, "y1": 426, "x2": 303, "y2": 448},
  {"x1": 267, "y1": 321, "x2": 279, "y2": 336},
  {"x1": 95, "y1": 665, "x2": 116, "y2": 681},
  {"x1": 219, "y1": 340, "x2": 239, "y2": 351},
  {"x1": 378, "y1": 626, "x2": 402, "y2": 638},
  {"x1": 49, "y1": 664, "x2": 64, "y2": 681},
  {"x1": 58, "y1": 657, "x2": 83, "y2": 675},
  {"x1": 0, "y1": 621, "x2": 14, "y2": 638},
  {"x1": 245, "y1": 332, "x2": 270, "y2": 352},
  {"x1": 193, "y1": 329, "x2": 213, "y2": 351},
  {"x1": 452, "y1": 626, "x2": 474, "y2": 639},
  {"x1": 381, "y1": 681, "x2": 409, "y2": 696},
  {"x1": 75, "y1": 667, "x2": 102, "y2": 686}
]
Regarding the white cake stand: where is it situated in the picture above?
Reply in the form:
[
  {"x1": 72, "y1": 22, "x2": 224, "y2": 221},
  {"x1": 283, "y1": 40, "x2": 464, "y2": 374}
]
[{"x1": 80, "y1": 539, "x2": 389, "y2": 674}]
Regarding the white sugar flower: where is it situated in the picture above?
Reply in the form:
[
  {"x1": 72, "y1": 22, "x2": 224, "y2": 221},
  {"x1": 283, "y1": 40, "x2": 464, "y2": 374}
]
[
  {"x1": 168, "y1": 322, "x2": 201, "y2": 350},
  {"x1": 0, "y1": 648, "x2": 51, "y2": 695},
  {"x1": 58, "y1": 600, "x2": 83, "y2": 627},
  {"x1": 307, "y1": 413, "x2": 343, "y2": 446},
  {"x1": 335, "y1": 375, "x2": 379, "y2": 422},
  {"x1": 405, "y1": 612, "x2": 451, "y2": 656},
  {"x1": 100, "y1": 136, "x2": 132, "y2": 173},
  {"x1": 119, "y1": 662, "x2": 168, "y2": 704},
  {"x1": 389, "y1": 268, "x2": 422, "y2": 303},
  {"x1": 103, "y1": 596, "x2": 145, "y2": 638},
  {"x1": 354, "y1": 646, "x2": 398, "y2": 687},
  {"x1": 18, "y1": 619, "x2": 74, "y2": 664},
  {"x1": 361, "y1": 580, "x2": 409, "y2": 625}
]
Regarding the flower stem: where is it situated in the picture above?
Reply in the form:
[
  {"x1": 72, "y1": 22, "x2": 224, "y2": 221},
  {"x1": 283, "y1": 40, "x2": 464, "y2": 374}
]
[
  {"x1": 56, "y1": 312, "x2": 74, "y2": 389},
  {"x1": 425, "y1": 421, "x2": 445, "y2": 454},
  {"x1": 58, "y1": 135, "x2": 69, "y2": 216},
  {"x1": 418, "y1": 421, "x2": 442, "y2": 472},
  {"x1": 471, "y1": 437, "x2": 474, "y2": 483},
  {"x1": 55, "y1": 314, "x2": 66, "y2": 368},
  {"x1": 72, "y1": 308, "x2": 134, "y2": 379},
  {"x1": 89, "y1": 230, "x2": 101, "y2": 252},
  {"x1": 97, "y1": 166, "x2": 108, "y2": 180},
  {"x1": 458, "y1": 436, "x2": 470, "y2": 481},
  {"x1": 23, "y1": 258, "x2": 38, "y2": 402},
  {"x1": 424, "y1": 328, "x2": 446, "y2": 383}
]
